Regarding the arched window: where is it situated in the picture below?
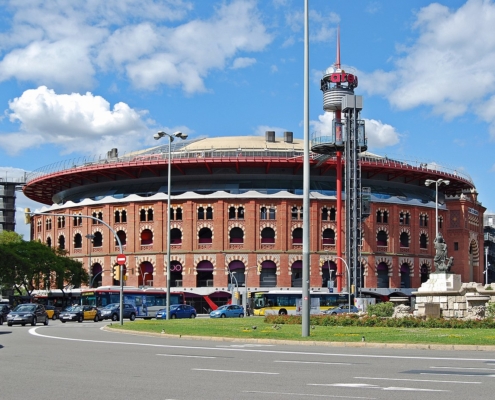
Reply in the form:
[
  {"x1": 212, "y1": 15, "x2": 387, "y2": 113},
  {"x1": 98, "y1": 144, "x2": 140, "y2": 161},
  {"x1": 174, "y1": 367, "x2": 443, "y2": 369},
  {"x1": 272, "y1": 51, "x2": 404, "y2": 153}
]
[
  {"x1": 291, "y1": 261, "x2": 302, "y2": 287},
  {"x1": 420, "y1": 264, "x2": 430, "y2": 283},
  {"x1": 147, "y1": 209, "x2": 153, "y2": 221},
  {"x1": 260, "y1": 207, "x2": 267, "y2": 220},
  {"x1": 376, "y1": 210, "x2": 382, "y2": 223},
  {"x1": 261, "y1": 227, "x2": 275, "y2": 244},
  {"x1": 400, "y1": 264, "x2": 410, "y2": 288},
  {"x1": 140, "y1": 209, "x2": 146, "y2": 222},
  {"x1": 291, "y1": 206, "x2": 299, "y2": 220},
  {"x1": 74, "y1": 233, "x2": 82, "y2": 249},
  {"x1": 206, "y1": 206, "x2": 213, "y2": 219},
  {"x1": 170, "y1": 228, "x2": 182, "y2": 244},
  {"x1": 170, "y1": 261, "x2": 183, "y2": 287},
  {"x1": 175, "y1": 207, "x2": 182, "y2": 221},
  {"x1": 420, "y1": 233, "x2": 428, "y2": 249},
  {"x1": 229, "y1": 207, "x2": 236, "y2": 219},
  {"x1": 292, "y1": 228, "x2": 303, "y2": 244},
  {"x1": 198, "y1": 207, "x2": 205, "y2": 220},
  {"x1": 58, "y1": 235, "x2": 65, "y2": 250},
  {"x1": 196, "y1": 261, "x2": 214, "y2": 287},
  {"x1": 321, "y1": 207, "x2": 328, "y2": 221},
  {"x1": 229, "y1": 227, "x2": 244, "y2": 244},
  {"x1": 322, "y1": 228, "x2": 335, "y2": 245},
  {"x1": 329, "y1": 207, "x2": 336, "y2": 221},
  {"x1": 141, "y1": 229, "x2": 153, "y2": 245},
  {"x1": 399, "y1": 232, "x2": 409, "y2": 248},
  {"x1": 93, "y1": 232, "x2": 103, "y2": 247},
  {"x1": 383, "y1": 211, "x2": 388, "y2": 224},
  {"x1": 376, "y1": 230, "x2": 388, "y2": 246},
  {"x1": 259, "y1": 260, "x2": 277, "y2": 287},
  {"x1": 238, "y1": 207, "x2": 244, "y2": 219},
  {"x1": 114, "y1": 211, "x2": 121, "y2": 223},
  {"x1": 198, "y1": 227, "x2": 212, "y2": 244},
  {"x1": 116, "y1": 230, "x2": 126, "y2": 246},
  {"x1": 46, "y1": 237, "x2": 52, "y2": 248},
  {"x1": 121, "y1": 210, "x2": 127, "y2": 223}
]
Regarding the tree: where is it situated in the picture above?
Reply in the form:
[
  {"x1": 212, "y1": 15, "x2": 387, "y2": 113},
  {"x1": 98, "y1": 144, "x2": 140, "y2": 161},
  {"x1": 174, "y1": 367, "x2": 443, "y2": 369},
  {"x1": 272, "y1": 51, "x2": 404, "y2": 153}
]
[{"x1": 0, "y1": 237, "x2": 88, "y2": 296}]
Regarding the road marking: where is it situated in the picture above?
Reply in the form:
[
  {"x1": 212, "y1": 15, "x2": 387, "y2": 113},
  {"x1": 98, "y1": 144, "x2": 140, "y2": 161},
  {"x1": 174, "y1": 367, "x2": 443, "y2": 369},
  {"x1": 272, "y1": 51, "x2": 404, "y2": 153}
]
[
  {"x1": 28, "y1": 328, "x2": 495, "y2": 363},
  {"x1": 309, "y1": 383, "x2": 448, "y2": 392},
  {"x1": 354, "y1": 376, "x2": 481, "y2": 384},
  {"x1": 431, "y1": 366, "x2": 495, "y2": 371},
  {"x1": 157, "y1": 354, "x2": 216, "y2": 359},
  {"x1": 275, "y1": 360, "x2": 352, "y2": 365},
  {"x1": 192, "y1": 368, "x2": 278, "y2": 375},
  {"x1": 244, "y1": 390, "x2": 375, "y2": 399},
  {"x1": 216, "y1": 344, "x2": 274, "y2": 348},
  {"x1": 421, "y1": 372, "x2": 495, "y2": 378}
]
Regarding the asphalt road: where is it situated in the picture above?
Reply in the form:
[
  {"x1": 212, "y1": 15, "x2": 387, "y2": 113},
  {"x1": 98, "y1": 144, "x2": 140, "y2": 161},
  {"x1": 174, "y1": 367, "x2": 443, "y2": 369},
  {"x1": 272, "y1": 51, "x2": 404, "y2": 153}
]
[{"x1": 2, "y1": 320, "x2": 495, "y2": 400}]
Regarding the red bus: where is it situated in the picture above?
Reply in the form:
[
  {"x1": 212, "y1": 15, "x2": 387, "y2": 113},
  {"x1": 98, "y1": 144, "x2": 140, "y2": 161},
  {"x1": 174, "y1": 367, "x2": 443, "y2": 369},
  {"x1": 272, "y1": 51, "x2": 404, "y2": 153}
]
[{"x1": 81, "y1": 286, "x2": 185, "y2": 319}]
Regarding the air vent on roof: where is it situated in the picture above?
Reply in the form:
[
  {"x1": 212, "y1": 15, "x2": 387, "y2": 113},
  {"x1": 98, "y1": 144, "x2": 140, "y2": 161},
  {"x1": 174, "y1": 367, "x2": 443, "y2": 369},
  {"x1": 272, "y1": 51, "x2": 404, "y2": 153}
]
[
  {"x1": 107, "y1": 148, "x2": 118, "y2": 159},
  {"x1": 265, "y1": 131, "x2": 275, "y2": 142},
  {"x1": 284, "y1": 131, "x2": 293, "y2": 143}
]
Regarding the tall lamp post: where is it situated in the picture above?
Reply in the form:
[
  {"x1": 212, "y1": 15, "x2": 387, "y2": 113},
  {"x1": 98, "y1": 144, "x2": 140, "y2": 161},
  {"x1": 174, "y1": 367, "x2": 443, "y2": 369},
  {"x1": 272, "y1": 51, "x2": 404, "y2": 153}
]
[
  {"x1": 425, "y1": 178, "x2": 450, "y2": 239},
  {"x1": 154, "y1": 130, "x2": 188, "y2": 320},
  {"x1": 85, "y1": 234, "x2": 95, "y2": 287}
]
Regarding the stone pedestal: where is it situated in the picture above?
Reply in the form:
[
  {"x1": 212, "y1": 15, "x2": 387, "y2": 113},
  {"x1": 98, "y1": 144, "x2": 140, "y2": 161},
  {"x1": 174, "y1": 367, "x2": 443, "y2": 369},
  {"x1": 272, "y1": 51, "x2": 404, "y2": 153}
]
[{"x1": 417, "y1": 273, "x2": 462, "y2": 293}]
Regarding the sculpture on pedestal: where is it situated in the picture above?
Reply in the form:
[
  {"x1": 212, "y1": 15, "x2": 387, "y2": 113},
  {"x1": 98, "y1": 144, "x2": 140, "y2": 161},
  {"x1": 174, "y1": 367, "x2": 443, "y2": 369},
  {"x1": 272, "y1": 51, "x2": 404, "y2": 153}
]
[{"x1": 433, "y1": 233, "x2": 453, "y2": 273}]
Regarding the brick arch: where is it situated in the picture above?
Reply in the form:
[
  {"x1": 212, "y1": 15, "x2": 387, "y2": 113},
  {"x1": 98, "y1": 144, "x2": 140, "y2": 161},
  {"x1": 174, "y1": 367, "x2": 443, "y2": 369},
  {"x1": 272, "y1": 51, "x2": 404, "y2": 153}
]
[
  {"x1": 399, "y1": 258, "x2": 414, "y2": 276},
  {"x1": 91, "y1": 257, "x2": 105, "y2": 275},
  {"x1": 224, "y1": 254, "x2": 248, "y2": 267},
  {"x1": 375, "y1": 226, "x2": 389, "y2": 235},
  {"x1": 140, "y1": 224, "x2": 154, "y2": 234},
  {"x1": 228, "y1": 222, "x2": 245, "y2": 232},
  {"x1": 163, "y1": 255, "x2": 186, "y2": 274},
  {"x1": 134, "y1": 256, "x2": 156, "y2": 277},
  {"x1": 256, "y1": 254, "x2": 280, "y2": 276},
  {"x1": 197, "y1": 203, "x2": 214, "y2": 211},
  {"x1": 469, "y1": 238, "x2": 480, "y2": 267},
  {"x1": 170, "y1": 223, "x2": 183, "y2": 232},
  {"x1": 291, "y1": 222, "x2": 303, "y2": 231},
  {"x1": 289, "y1": 255, "x2": 302, "y2": 266},
  {"x1": 45, "y1": 234, "x2": 52, "y2": 244},
  {"x1": 361, "y1": 257, "x2": 370, "y2": 277},
  {"x1": 72, "y1": 230, "x2": 83, "y2": 246},
  {"x1": 419, "y1": 230, "x2": 429, "y2": 245},
  {"x1": 419, "y1": 259, "x2": 432, "y2": 274},
  {"x1": 197, "y1": 223, "x2": 214, "y2": 239},
  {"x1": 399, "y1": 227, "x2": 410, "y2": 235},
  {"x1": 259, "y1": 223, "x2": 277, "y2": 238},
  {"x1": 321, "y1": 223, "x2": 337, "y2": 232},
  {"x1": 115, "y1": 226, "x2": 128, "y2": 234},
  {"x1": 374, "y1": 257, "x2": 392, "y2": 276}
]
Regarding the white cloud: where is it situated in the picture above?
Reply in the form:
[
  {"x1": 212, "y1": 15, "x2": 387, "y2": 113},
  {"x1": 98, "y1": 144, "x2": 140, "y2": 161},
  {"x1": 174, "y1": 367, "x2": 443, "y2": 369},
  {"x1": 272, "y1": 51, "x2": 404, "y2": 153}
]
[
  {"x1": 360, "y1": 0, "x2": 495, "y2": 137},
  {"x1": 283, "y1": 8, "x2": 339, "y2": 44},
  {"x1": 253, "y1": 125, "x2": 291, "y2": 137},
  {"x1": 0, "y1": 0, "x2": 272, "y2": 94},
  {"x1": 232, "y1": 57, "x2": 256, "y2": 69},
  {"x1": 2, "y1": 86, "x2": 150, "y2": 155},
  {"x1": 310, "y1": 113, "x2": 400, "y2": 149}
]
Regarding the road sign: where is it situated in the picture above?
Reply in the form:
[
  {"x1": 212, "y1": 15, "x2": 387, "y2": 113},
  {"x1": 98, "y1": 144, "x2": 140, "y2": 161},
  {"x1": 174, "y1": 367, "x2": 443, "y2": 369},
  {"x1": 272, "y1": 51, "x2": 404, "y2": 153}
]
[{"x1": 116, "y1": 254, "x2": 126, "y2": 265}]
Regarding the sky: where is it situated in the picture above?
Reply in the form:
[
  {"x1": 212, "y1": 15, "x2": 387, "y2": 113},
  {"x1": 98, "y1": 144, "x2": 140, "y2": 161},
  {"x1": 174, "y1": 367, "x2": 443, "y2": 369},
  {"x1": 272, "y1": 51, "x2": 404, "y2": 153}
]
[{"x1": 1, "y1": 0, "x2": 494, "y2": 239}]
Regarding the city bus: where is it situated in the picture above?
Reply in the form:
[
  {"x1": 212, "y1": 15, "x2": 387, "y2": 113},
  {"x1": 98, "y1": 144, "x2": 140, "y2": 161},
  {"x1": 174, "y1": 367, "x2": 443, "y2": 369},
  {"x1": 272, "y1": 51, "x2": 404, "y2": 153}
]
[
  {"x1": 29, "y1": 289, "x2": 82, "y2": 309},
  {"x1": 253, "y1": 290, "x2": 353, "y2": 316},
  {"x1": 81, "y1": 286, "x2": 185, "y2": 319}
]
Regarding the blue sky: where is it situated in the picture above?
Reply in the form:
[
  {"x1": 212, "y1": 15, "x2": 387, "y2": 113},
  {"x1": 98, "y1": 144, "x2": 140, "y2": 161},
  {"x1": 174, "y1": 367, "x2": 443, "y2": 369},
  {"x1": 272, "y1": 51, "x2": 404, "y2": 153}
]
[{"x1": 1, "y1": 0, "x2": 493, "y2": 239}]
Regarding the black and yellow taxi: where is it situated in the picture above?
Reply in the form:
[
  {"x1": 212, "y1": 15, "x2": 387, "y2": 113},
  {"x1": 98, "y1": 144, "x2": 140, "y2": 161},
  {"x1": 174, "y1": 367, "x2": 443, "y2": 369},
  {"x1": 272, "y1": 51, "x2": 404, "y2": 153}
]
[{"x1": 59, "y1": 305, "x2": 101, "y2": 323}]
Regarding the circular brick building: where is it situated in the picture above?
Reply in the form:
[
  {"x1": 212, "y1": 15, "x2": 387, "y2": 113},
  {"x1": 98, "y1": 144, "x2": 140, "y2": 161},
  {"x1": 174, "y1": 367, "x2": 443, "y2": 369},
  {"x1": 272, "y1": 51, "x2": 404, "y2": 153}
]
[{"x1": 23, "y1": 132, "x2": 485, "y2": 307}]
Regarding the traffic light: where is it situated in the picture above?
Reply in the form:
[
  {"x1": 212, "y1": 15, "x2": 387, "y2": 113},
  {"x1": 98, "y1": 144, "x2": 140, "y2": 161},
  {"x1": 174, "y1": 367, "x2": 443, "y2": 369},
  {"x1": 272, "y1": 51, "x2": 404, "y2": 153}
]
[
  {"x1": 247, "y1": 291, "x2": 251, "y2": 298},
  {"x1": 113, "y1": 264, "x2": 120, "y2": 281},
  {"x1": 234, "y1": 291, "x2": 240, "y2": 299},
  {"x1": 24, "y1": 208, "x2": 32, "y2": 224}
]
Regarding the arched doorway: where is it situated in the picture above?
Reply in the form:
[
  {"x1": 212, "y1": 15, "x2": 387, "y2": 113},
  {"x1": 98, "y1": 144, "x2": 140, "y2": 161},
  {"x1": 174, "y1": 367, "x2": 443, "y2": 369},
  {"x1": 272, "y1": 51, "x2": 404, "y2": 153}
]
[
  {"x1": 377, "y1": 262, "x2": 389, "y2": 288},
  {"x1": 91, "y1": 263, "x2": 102, "y2": 288},
  {"x1": 197, "y1": 260, "x2": 214, "y2": 287},
  {"x1": 228, "y1": 260, "x2": 246, "y2": 287},
  {"x1": 260, "y1": 260, "x2": 277, "y2": 287},
  {"x1": 400, "y1": 263, "x2": 410, "y2": 288},
  {"x1": 420, "y1": 264, "x2": 430, "y2": 283},
  {"x1": 291, "y1": 260, "x2": 302, "y2": 287},
  {"x1": 139, "y1": 261, "x2": 153, "y2": 287},
  {"x1": 170, "y1": 261, "x2": 183, "y2": 287},
  {"x1": 322, "y1": 260, "x2": 337, "y2": 288}
]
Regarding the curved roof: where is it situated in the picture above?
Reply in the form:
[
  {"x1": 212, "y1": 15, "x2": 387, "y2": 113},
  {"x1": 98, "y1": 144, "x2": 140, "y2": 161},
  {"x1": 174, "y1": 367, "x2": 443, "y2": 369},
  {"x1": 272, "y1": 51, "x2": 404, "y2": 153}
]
[{"x1": 23, "y1": 135, "x2": 475, "y2": 205}]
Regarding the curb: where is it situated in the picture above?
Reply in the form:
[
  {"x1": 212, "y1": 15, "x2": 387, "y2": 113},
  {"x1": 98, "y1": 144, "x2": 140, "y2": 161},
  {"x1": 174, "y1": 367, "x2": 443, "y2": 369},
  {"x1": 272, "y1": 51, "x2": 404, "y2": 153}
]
[{"x1": 102, "y1": 326, "x2": 495, "y2": 351}]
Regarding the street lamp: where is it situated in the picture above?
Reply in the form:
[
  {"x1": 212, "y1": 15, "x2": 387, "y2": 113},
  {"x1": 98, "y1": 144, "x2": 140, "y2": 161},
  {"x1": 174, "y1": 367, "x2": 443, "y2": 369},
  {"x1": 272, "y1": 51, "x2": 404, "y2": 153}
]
[
  {"x1": 425, "y1": 178, "x2": 450, "y2": 239},
  {"x1": 85, "y1": 234, "x2": 95, "y2": 287},
  {"x1": 154, "y1": 130, "x2": 188, "y2": 320},
  {"x1": 142, "y1": 272, "x2": 149, "y2": 288},
  {"x1": 229, "y1": 270, "x2": 239, "y2": 305},
  {"x1": 89, "y1": 269, "x2": 110, "y2": 288},
  {"x1": 333, "y1": 256, "x2": 351, "y2": 312}
]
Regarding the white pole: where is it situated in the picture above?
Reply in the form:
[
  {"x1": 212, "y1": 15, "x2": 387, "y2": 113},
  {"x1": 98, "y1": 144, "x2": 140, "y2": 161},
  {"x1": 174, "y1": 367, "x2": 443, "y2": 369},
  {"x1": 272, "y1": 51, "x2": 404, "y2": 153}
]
[
  {"x1": 166, "y1": 135, "x2": 172, "y2": 320},
  {"x1": 486, "y1": 247, "x2": 489, "y2": 285},
  {"x1": 435, "y1": 181, "x2": 439, "y2": 239}
]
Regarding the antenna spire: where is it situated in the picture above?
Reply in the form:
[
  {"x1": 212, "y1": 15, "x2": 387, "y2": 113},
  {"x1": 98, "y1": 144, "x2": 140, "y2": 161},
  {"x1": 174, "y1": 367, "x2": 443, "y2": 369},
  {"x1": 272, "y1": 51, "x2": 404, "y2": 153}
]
[{"x1": 336, "y1": 25, "x2": 341, "y2": 69}]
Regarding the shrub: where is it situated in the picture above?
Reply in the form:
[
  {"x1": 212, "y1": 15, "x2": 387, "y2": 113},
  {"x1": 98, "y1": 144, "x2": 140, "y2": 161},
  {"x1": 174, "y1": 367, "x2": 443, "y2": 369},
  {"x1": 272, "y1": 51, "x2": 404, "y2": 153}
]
[
  {"x1": 486, "y1": 302, "x2": 495, "y2": 319},
  {"x1": 367, "y1": 301, "x2": 395, "y2": 317}
]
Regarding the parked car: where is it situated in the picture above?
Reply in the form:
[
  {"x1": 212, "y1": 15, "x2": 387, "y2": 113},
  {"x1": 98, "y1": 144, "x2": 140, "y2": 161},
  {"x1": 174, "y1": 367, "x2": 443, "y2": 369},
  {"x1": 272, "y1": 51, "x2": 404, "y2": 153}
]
[
  {"x1": 59, "y1": 305, "x2": 101, "y2": 323},
  {"x1": 210, "y1": 304, "x2": 244, "y2": 318},
  {"x1": 45, "y1": 305, "x2": 60, "y2": 320},
  {"x1": 0, "y1": 304, "x2": 11, "y2": 325},
  {"x1": 100, "y1": 303, "x2": 136, "y2": 321},
  {"x1": 7, "y1": 304, "x2": 49, "y2": 326},
  {"x1": 323, "y1": 305, "x2": 359, "y2": 315},
  {"x1": 156, "y1": 304, "x2": 197, "y2": 319}
]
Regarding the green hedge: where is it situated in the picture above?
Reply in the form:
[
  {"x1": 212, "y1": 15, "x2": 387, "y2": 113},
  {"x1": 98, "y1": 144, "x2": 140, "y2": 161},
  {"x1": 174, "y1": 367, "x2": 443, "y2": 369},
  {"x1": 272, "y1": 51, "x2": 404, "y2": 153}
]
[{"x1": 264, "y1": 314, "x2": 495, "y2": 329}]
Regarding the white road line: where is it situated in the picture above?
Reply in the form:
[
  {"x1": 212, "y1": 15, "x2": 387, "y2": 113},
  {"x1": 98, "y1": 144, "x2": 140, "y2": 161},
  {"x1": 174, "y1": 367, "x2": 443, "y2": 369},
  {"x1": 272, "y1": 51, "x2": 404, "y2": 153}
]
[
  {"x1": 354, "y1": 376, "x2": 481, "y2": 384},
  {"x1": 421, "y1": 372, "x2": 495, "y2": 378},
  {"x1": 192, "y1": 368, "x2": 278, "y2": 375},
  {"x1": 244, "y1": 390, "x2": 375, "y2": 399},
  {"x1": 28, "y1": 328, "x2": 495, "y2": 363},
  {"x1": 309, "y1": 383, "x2": 448, "y2": 392},
  {"x1": 431, "y1": 366, "x2": 495, "y2": 371},
  {"x1": 157, "y1": 354, "x2": 216, "y2": 359},
  {"x1": 275, "y1": 360, "x2": 352, "y2": 366}
]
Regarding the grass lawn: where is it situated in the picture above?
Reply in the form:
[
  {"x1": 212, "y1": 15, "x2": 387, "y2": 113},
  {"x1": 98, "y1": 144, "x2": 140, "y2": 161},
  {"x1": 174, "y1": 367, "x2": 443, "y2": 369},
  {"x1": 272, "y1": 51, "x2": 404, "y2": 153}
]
[{"x1": 107, "y1": 317, "x2": 495, "y2": 346}]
